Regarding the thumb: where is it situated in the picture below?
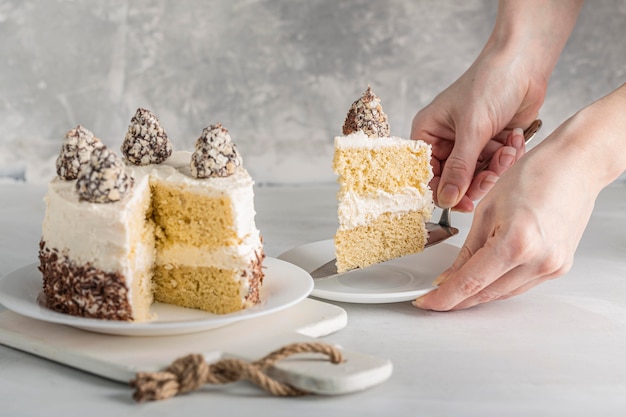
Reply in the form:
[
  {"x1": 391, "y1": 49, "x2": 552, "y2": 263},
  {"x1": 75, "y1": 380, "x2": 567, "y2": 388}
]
[{"x1": 437, "y1": 134, "x2": 482, "y2": 208}]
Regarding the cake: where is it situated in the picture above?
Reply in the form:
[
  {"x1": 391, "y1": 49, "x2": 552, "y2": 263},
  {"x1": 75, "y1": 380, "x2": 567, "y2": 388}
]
[
  {"x1": 333, "y1": 87, "x2": 434, "y2": 273},
  {"x1": 38, "y1": 110, "x2": 265, "y2": 321}
]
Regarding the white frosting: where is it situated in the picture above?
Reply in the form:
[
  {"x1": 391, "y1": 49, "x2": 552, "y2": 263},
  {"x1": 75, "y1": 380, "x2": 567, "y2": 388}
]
[
  {"x1": 41, "y1": 170, "x2": 153, "y2": 273},
  {"x1": 334, "y1": 130, "x2": 432, "y2": 151},
  {"x1": 337, "y1": 188, "x2": 434, "y2": 230},
  {"x1": 41, "y1": 151, "x2": 261, "y2": 307},
  {"x1": 157, "y1": 232, "x2": 262, "y2": 271}
]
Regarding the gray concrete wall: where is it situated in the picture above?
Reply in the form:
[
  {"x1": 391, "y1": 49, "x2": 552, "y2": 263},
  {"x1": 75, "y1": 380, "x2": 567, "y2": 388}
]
[{"x1": 1, "y1": 0, "x2": 624, "y2": 184}]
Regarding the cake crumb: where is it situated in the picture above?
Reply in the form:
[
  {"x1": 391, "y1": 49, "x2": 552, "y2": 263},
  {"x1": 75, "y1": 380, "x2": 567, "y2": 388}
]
[
  {"x1": 55, "y1": 125, "x2": 104, "y2": 180},
  {"x1": 76, "y1": 146, "x2": 133, "y2": 203},
  {"x1": 190, "y1": 123, "x2": 243, "y2": 178},
  {"x1": 121, "y1": 108, "x2": 172, "y2": 166},
  {"x1": 342, "y1": 86, "x2": 390, "y2": 138}
]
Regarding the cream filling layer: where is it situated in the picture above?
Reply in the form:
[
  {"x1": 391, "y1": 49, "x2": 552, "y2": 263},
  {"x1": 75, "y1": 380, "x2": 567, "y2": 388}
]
[
  {"x1": 337, "y1": 187, "x2": 434, "y2": 230},
  {"x1": 334, "y1": 131, "x2": 432, "y2": 152},
  {"x1": 156, "y1": 233, "x2": 262, "y2": 303},
  {"x1": 156, "y1": 233, "x2": 262, "y2": 272}
]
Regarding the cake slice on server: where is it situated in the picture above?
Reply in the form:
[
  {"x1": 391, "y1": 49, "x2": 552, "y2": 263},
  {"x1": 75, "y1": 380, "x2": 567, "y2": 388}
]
[{"x1": 333, "y1": 87, "x2": 434, "y2": 273}]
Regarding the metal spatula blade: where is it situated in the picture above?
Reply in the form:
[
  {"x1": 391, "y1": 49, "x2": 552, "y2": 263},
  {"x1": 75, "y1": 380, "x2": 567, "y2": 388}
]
[{"x1": 310, "y1": 120, "x2": 542, "y2": 279}]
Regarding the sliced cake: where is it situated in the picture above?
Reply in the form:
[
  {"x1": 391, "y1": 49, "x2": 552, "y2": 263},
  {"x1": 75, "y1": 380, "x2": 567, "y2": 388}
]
[
  {"x1": 38, "y1": 110, "x2": 264, "y2": 321},
  {"x1": 333, "y1": 87, "x2": 434, "y2": 272}
]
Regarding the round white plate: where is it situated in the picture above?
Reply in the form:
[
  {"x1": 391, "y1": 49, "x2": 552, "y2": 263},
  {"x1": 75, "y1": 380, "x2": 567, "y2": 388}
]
[
  {"x1": 279, "y1": 240, "x2": 459, "y2": 304},
  {"x1": 0, "y1": 257, "x2": 313, "y2": 336}
]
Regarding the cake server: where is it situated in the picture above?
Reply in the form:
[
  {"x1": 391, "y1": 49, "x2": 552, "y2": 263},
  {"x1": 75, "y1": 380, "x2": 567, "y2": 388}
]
[{"x1": 310, "y1": 119, "x2": 542, "y2": 279}]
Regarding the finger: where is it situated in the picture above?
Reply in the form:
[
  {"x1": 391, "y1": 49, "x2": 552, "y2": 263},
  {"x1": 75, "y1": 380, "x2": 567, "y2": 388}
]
[
  {"x1": 456, "y1": 270, "x2": 559, "y2": 310},
  {"x1": 433, "y1": 204, "x2": 497, "y2": 286},
  {"x1": 437, "y1": 125, "x2": 488, "y2": 208},
  {"x1": 464, "y1": 172, "x2": 499, "y2": 202},
  {"x1": 452, "y1": 195, "x2": 475, "y2": 213},
  {"x1": 474, "y1": 127, "x2": 526, "y2": 174},
  {"x1": 506, "y1": 127, "x2": 526, "y2": 160},
  {"x1": 430, "y1": 243, "x2": 473, "y2": 287},
  {"x1": 432, "y1": 175, "x2": 476, "y2": 212},
  {"x1": 476, "y1": 136, "x2": 509, "y2": 164},
  {"x1": 410, "y1": 114, "x2": 455, "y2": 161},
  {"x1": 413, "y1": 237, "x2": 518, "y2": 311},
  {"x1": 487, "y1": 146, "x2": 517, "y2": 175},
  {"x1": 414, "y1": 207, "x2": 494, "y2": 308},
  {"x1": 464, "y1": 146, "x2": 516, "y2": 201},
  {"x1": 452, "y1": 264, "x2": 532, "y2": 310},
  {"x1": 463, "y1": 126, "x2": 526, "y2": 202},
  {"x1": 495, "y1": 276, "x2": 551, "y2": 301},
  {"x1": 496, "y1": 266, "x2": 565, "y2": 301},
  {"x1": 473, "y1": 123, "x2": 526, "y2": 168}
]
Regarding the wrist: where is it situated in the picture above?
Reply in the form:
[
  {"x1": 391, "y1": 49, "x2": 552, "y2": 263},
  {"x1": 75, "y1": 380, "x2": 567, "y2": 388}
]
[
  {"x1": 484, "y1": 0, "x2": 583, "y2": 82},
  {"x1": 574, "y1": 83, "x2": 626, "y2": 188},
  {"x1": 539, "y1": 83, "x2": 626, "y2": 193}
]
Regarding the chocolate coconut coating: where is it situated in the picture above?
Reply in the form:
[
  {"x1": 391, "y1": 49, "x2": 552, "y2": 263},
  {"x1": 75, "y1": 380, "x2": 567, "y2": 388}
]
[
  {"x1": 39, "y1": 241, "x2": 133, "y2": 321},
  {"x1": 75, "y1": 146, "x2": 133, "y2": 203},
  {"x1": 190, "y1": 123, "x2": 243, "y2": 179},
  {"x1": 121, "y1": 108, "x2": 172, "y2": 165},
  {"x1": 342, "y1": 86, "x2": 390, "y2": 138},
  {"x1": 55, "y1": 125, "x2": 104, "y2": 180}
]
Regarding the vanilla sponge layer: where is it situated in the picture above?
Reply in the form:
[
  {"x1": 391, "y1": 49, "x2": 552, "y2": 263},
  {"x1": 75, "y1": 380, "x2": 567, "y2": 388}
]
[
  {"x1": 151, "y1": 182, "x2": 238, "y2": 249},
  {"x1": 334, "y1": 209, "x2": 430, "y2": 273},
  {"x1": 334, "y1": 132, "x2": 432, "y2": 196},
  {"x1": 153, "y1": 265, "x2": 245, "y2": 314}
]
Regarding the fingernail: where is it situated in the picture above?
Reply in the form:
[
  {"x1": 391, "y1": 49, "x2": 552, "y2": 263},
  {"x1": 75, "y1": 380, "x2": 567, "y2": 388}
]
[
  {"x1": 432, "y1": 275, "x2": 447, "y2": 286},
  {"x1": 479, "y1": 174, "x2": 498, "y2": 192},
  {"x1": 499, "y1": 147, "x2": 516, "y2": 168},
  {"x1": 412, "y1": 296, "x2": 426, "y2": 309},
  {"x1": 438, "y1": 184, "x2": 459, "y2": 208},
  {"x1": 511, "y1": 128, "x2": 524, "y2": 149}
]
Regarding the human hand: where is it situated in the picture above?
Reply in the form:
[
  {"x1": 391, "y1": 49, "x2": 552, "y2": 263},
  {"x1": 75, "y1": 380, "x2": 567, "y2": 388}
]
[
  {"x1": 413, "y1": 135, "x2": 594, "y2": 311},
  {"x1": 412, "y1": 83, "x2": 626, "y2": 311},
  {"x1": 410, "y1": 51, "x2": 545, "y2": 212},
  {"x1": 410, "y1": 0, "x2": 583, "y2": 212}
]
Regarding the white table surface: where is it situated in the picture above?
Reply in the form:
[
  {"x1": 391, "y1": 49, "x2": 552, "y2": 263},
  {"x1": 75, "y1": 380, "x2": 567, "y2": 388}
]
[{"x1": 1, "y1": 181, "x2": 626, "y2": 416}]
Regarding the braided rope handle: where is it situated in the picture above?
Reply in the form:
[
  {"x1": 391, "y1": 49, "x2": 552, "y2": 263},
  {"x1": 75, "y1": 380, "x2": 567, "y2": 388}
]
[{"x1": 130, "y1": 341, "x2": 344, "y2": 402}]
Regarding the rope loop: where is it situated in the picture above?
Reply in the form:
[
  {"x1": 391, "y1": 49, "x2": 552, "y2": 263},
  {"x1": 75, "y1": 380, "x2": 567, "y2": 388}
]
[{"x1": 130, "y1": 341, "x2": 343, "y2": 402}]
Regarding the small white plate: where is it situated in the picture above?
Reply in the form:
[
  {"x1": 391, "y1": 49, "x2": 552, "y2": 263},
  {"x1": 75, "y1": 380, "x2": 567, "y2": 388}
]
[
  {"x1": 279, "y1": 240, "x2": 459, "y2": 304},
  {"x1": 0, "y1": 258, "x2": 313, "y2": 336}
]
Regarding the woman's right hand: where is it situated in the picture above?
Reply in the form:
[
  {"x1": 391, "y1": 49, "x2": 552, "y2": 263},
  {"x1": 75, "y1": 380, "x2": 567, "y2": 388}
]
[
  {"x1": 410, "y1": 0, "x2": 584, "y2": 212},
  {"x1": 410, "y1": 47, "x2": 546, "y2": 212}
]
